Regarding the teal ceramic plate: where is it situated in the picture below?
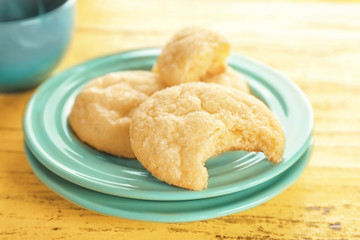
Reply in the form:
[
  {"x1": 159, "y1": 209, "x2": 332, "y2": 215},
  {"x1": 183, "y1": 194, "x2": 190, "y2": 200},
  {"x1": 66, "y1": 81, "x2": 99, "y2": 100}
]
[
  {"x1": 25, "y1": 141, "x2": 313, "y2": 223},
  {"x1": 23, "y1": 48, "x2": 313, "y2": 201}
]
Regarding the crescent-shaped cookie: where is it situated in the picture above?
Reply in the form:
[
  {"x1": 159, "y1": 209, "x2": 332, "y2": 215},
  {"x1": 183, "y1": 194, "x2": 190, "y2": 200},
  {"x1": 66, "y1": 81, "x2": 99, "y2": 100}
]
[{"x1": 130, "y1": 82, "x2": 285, "y2": 190}]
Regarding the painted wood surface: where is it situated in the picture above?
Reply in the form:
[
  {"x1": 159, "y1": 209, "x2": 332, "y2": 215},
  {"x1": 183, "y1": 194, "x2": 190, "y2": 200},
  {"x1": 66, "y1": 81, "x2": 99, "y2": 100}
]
[{"x1": 1, "y1": 0, "x2": 359, "y2": 239}]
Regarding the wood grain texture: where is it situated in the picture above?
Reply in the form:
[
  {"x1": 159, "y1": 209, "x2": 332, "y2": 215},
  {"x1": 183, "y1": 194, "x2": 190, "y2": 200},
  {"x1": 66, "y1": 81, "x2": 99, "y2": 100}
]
[{"x1": 1, "y1": 0, "x2": 360, "y2": 239}]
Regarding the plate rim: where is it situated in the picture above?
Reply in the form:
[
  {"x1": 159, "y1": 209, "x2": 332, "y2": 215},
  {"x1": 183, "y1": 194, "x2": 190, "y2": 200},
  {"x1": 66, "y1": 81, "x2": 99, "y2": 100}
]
[{"x1": 25, "y1": 141, "x2": 313, "y2": 223}]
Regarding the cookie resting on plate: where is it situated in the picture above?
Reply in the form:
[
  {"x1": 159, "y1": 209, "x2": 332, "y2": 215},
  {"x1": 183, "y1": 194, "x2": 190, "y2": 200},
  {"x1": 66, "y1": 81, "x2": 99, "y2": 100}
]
[
  {"x1": 69, "y1": 71, "x2": 166, "y2": 158},
  {"x1": 156, "y1": 26, "x2": 230, "y2": 86},
  {"x1": 129, "y1": 82, "x2": 285, "y2": 191}
]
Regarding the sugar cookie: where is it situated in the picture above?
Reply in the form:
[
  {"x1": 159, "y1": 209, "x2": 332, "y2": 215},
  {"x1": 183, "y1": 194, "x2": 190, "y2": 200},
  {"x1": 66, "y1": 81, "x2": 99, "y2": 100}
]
[
  {"x1": 156, "y1": 27, "x2": 230, "y2": 86},
  {"x1": 69, "y1": 71, "x2": 166, "y2": 158},
  {"x1": 130, "y1": 82, "x2": 285, "y2": 190}
]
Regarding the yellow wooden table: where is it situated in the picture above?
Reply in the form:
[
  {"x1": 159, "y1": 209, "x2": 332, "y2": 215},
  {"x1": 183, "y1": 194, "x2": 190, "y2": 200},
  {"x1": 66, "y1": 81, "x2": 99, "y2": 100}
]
[{"x1": 1, "y1": 0, "x2": 360, "y2": 239}]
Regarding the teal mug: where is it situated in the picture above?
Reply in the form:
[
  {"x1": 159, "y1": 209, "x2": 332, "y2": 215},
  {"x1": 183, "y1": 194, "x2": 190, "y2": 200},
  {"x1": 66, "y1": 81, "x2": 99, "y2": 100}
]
[{"x1": 0, "y1": 0, "x2": 75, "y2": 93}]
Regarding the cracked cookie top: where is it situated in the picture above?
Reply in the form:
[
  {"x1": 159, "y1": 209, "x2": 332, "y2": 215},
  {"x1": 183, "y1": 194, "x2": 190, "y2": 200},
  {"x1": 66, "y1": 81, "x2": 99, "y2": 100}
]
[
  {"x1": 156, "y1": 27, "x2": 230, "y2": 86},
  {"x1": 69, "y1": 71, "x2": 166, "y2": 158},
  {"x1": 130, "y1": 82, "x2": 285, "y2": 190}
]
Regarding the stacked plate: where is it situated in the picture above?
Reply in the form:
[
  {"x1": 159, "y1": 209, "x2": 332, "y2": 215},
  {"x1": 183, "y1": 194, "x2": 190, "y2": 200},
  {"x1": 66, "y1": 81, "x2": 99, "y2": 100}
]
[{"x1": 23, "y1": 48, "x2": 313, "y2": 223}]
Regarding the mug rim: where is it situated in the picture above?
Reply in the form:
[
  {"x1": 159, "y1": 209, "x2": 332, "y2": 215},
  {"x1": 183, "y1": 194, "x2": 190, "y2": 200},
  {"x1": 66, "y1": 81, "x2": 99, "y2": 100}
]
[{"x1": 0, "y1": 0, "x2": 75, "y2": 26}]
